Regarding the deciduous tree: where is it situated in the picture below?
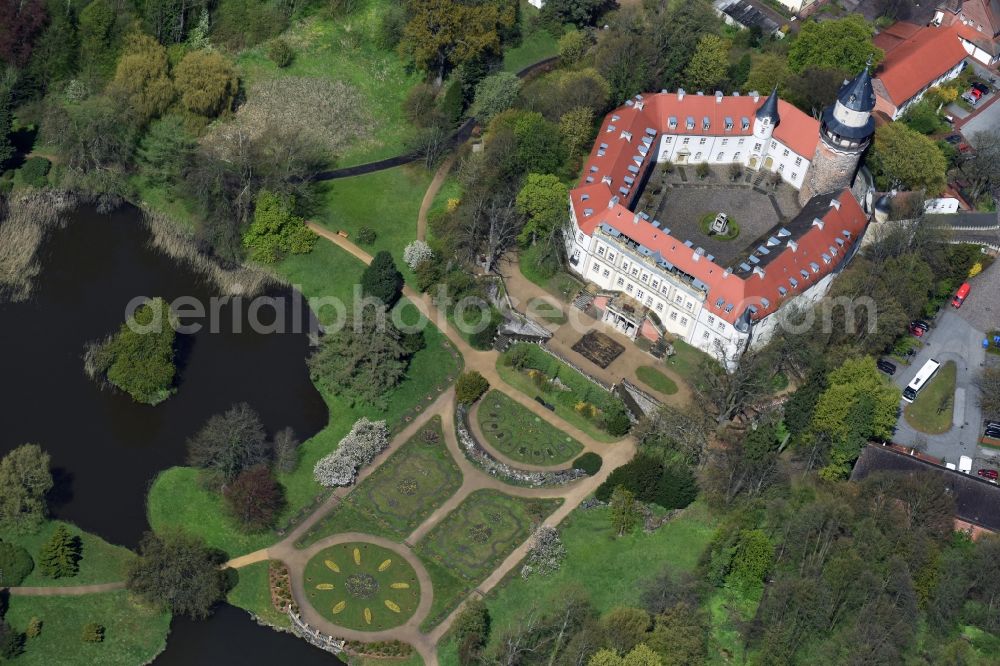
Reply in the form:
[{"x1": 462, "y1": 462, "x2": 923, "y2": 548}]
[
  {"x1": 108, "y1": 32, "x2": 174, "y2": 124},
  {"x1": 516, "y1": 173, "x2": 568, "y2": 248},
  {"x1": 869, "y1": 122, "x2": 947, "y2": 194},
  {"x1": 186, "y1": 402, "x2": 270, "y2": 484},
  {"x1": 745, "y1": 53, "x2": 791, "y2": 96},
  {"x1": 455, "y1": 370, "x2": 489, "y2": 404},
  {"x1": 787, "y1": 15, "x2": 882, "y2": 75},
  {"x1": 174, "y1": 49, "x2": 239, "y2": 117},
  {"x1": 683, "y1": 35, "x2": 731, "y2": 92},
  {"x1": 610, "y1": 485, "x2": 638, "y2": 537},
  {"x1": 0, "y1": 444, "x2": 53, "y2": 533},
  {"x1": 223, "y1": 465, "x2": 285, "y2": 531},
  {"x1": 472, "y1": 71, "x2": 521, "y2": 124},
  {"x1": 242, "y1": 190, "x2": 315, "y2": 263},
  {"x1": 126, "y1": 531, "x2": 228, "y2": 619}
]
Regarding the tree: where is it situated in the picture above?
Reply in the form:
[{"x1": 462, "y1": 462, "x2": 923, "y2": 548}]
[
  {"x1": 81, "y1": 623, "x2": 104, "y2": 642},
  {"x1": 456, "y1": 370, "x2": 489, "y2": 404},
  {"x1": 683, "y1": 35, "x2": 731, "y2": 92},
  {"x1": 560, "y1": 106, "x2": 595, "y2": 166},
  {"x1": 0, "y1": 444, "x2": 53, "y2": 532},
  {"x1": 595, "y1": 31, "x2": 656, "y2": 104},
  {"x1": 976, "y1": 367, "x2": 1000, "y2": 416},
  {"x1": 174, "y1": 49, "x2": 239, "y2": 117},
  {"x1": 610, "y1": 486, "x2": 639, "y2": 537},
  {"x1": 787, "y1": 15, "x2": 883, "y2": 75},
  {"x1": 633, "y1": 405, "x2": 711, "y2": 466},
  {"x1": 38, "y1": 524, "x2": 80, "y2": 578},
  {"x1": 726, "y1": 529, "x2": 773, "y2": 593},
  {"x1": 589, "y1": 644, "x2": 663, "y2": 666},
  {"x1": 273, "y1": 427, "x2": 300, "y2": 473},
  {"x1": 963, "y1": 129, "x2": 1000, "y2": 202},
  {"x1": 0, "y1": 541, "x2": 34, "y2": 586},
  {"x1": 454, "y1": 600, "x2": 490, "y2": 665},
  {"x1": 361, "y1": 251, "x2": 404, "y2": 308},
  {"x1": 85, "y1": 298, "x2": 177, "y2": 405},
  {"x1": 601, "y1": 606, "x2": 651, "y2": 653},
  {"x1": 108, "y1": 32, "x2": 174, "y2": 124},
  {"x1": 126, "y1": 531, "x2": 228, "y2": 619},
  {"x1": 0, "y1": 620, "x2": 23, "y2": 658},
  {"x1": 223, "y1": 465, "x2": 285, "y2": 531},
  {"x1": 541, "y1": 0, "x2": 614, "y2": 28},
  {"x1": 0, "y1": 80, "x2": 13, "y2": 168},
  {"x1": 647, "y1": 602, "x2": 708, "y2": 666},
  {"x1": 698, "y1": 347, "x2": 774, "y2": 423},
  {"x1": 558, "y1": 29, "x2": 588, "y2": 65},
  {"x1": 745, "y1": 53, "x2": 791, "y2": 96},
  {"x1": 403, "y1": 240, "x2": 434, "y2": 270},
  {"x1": 313, "y1": 417, "x2": 389, "y2": 487},
  {"x1": 868, "y1": 123, "x2": 947, "y2": 194},
  {"x1": 186, "y1": 403, "x2": 270, "y2": 484},
  {"x1": 137, "y1": 115, "x2": 195, "y2": 189},
  {"x1": 26, "y1": 9, "x2": 80, "y2": 86},
  {"x1": 78, "y1": 0, "x2": 121, "y2": 82},
  {"x1": 785, "y1": 66, "x2": 847, "y2": 118},
  {"x1": 242, "y1": 190, "x2": 315, "y2": 263},
  {"x1": 516, "y1": 173, "x2": 568, "y2": 248},
  {"x1": 307, "y1": 310, "x2": 415, "y2": 409},
  {"x1": 900, "y1": 99, "x2": 944, "y2": 135},
  {"x1": 472, "y1": 72, "x2": 521, "y2": 124},
  {"x1": 0, "y1": 0, "x2": 48, "y2": 67},
  {"x1": 398, "y1": 0, "x2": 512, "y2": 84}
]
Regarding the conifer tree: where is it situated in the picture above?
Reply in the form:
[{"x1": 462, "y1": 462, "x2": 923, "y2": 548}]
[{"x1": 38, "y1": 524, "x2": 80, "y2": 578}]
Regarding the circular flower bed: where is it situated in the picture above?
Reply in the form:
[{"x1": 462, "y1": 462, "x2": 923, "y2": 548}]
[
  {"x1": 698, "y1": 212, "x2": 740, "y2": 240},
  {"x1": 397, "y1": 478, "x2": 418, "y2": 496},
  {"x1": 304, "y1": 542, "x2": 421, "y2": 631}
]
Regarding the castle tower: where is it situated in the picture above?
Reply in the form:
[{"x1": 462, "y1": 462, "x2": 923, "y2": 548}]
[
  {"x1": 799, "y1": 64, "x2": 876, "y2": 205},
  {"x1": 753, "y1": 86, "x2": 780, "y2": 141}
]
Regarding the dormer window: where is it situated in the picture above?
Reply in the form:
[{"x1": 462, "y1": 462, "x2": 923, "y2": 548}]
[
  {"x1": 800, "y1": 269, "x2": 808, "y2": 279},
  {"x1": 725, "y1": 117, "x2": 733, "y2": 130},
  {"x1": 778, "y1": 286, "x2": 787, "y2": 297},
  {"x1": 809, "y1": 262, "x2": 820, "y2": 273},
  {"x1": 668, "y1": 116, "x2": 677, "y2": 129},
  {"x1": 760, "y1": 297, "x2": 770, "y2": 308},
  {"x1": 702, "y1": 116, "x2": 710, "y2": 130},
  {"x1": 789, "y1": 278, "x2": 798, "y2": 289},
  {"x1": 686, "y1": 116, "x2": 695, "y2": 130},
  {"x1": 607, "y1": 124, "x2": 616, "y2": 133},
  {"x1": 741, "y1": 117, "x2": 750, "y2": 130}
]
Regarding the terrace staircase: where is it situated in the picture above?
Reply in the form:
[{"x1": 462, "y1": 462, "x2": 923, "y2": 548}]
[
  {"x1": 572, "y1": 288, "x2": 595, "y2": 311},
  {"x1": 752, "y1": 171, "x2": 766, "y2": 187}
]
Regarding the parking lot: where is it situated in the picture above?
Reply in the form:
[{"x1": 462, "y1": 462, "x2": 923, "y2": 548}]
[{"x1": 891, "y1": 309, "x2": 988, "y2": 467}]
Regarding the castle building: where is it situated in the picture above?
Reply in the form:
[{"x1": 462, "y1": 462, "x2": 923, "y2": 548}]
[
  {"x1": 934, "y1": 0, "x2": 1000, "y2": 65},
  {"x1": 564, "y1": 69, "x2": 876, "y2": 366}
]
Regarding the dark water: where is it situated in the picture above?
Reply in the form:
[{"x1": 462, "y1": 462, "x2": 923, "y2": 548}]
[
  {"x1": 155, "y1": 604, "x2": 341, "y2": 665},
  {"x1": 0, "y1": 205, "x2": 329, "y2": 547}
]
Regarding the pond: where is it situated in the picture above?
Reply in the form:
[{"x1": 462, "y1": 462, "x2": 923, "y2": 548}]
[{"x1": 0, "y1": 204, "x2": 329, "y2": 548}]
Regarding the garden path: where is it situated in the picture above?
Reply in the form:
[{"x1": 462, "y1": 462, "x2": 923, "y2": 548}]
[
  {"x1": 466, "y1": 399, "x2": 578, "y2": 473},
  {"x1": 416, "y1": 153, "x2": 457, "y2": 242},
  {"x1": 6, "y1": 582, "x2": 126, "y2": 596}
]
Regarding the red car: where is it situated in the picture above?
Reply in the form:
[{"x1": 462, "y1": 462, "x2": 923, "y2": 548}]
[
  {"x1": 910, "y1": 323, "x2": 926, "y2": 337},
  {"x1": 978, "y1": 469, "x2": 999, "y2": 480}
]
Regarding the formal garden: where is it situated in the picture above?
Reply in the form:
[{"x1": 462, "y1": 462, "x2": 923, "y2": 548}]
[
  {"x1": 476, "y1": 390, "x2": 583, "y2": 465},
  {"x1": 303, "y1": 542, "x2": 422, "y2": 631},
  {"x1": 296, "y1": 416, "x2": 462, "y2": 545},
  {"x1": 416, "y1": 490, "x2": 562, "y2": 629}
]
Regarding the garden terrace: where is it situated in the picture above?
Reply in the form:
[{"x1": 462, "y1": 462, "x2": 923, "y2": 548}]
[
  {"x1": 475, "y1": 390, "x2": 584, "y2": 466},
  {"x1": 296, "y1": 416, "x2": 462, "y2": 546},
  {"x1": 571, "y1": 331, "x2": 625, "y2": 369}
]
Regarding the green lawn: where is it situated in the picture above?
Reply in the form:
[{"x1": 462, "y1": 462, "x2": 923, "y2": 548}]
[
  {"x1": 416, "y1": 490, "x2": 562, "y2": 630},
  {"x1": 4, "y1": 591, "x2": 170, "y2": 666},
  {"x1": 3, "y1": 521, "x2": 134, "y2": 587},
  {"x1": 477, "y1": 390, "x2": 583, "y2": 465},
  {"x1": 665, "y1": 339, "x2": 716, "y2": 390},
  {"x1": 495, "y1": 344, "x2": 627, "y2": 443},
  {"x1": 518, "y1": 245, "x2": 585, "y2": 303},
  {"x1": 297, "y1": 416, "x2": 462, "y2": 546},
  {"x1": 227, "y1": 560, "x2": 291, "y2": 630},
  {"x1": 310, "y1": 165, "x2": 434, "y2": 285},
  {"x1": 635, "y1": 365, "x2": 679, "y2": 396},
  {"x1": 903, "y1": 360, "x2": 957, "y2": 434},
  {"x1": 303, "y1": 542, "x2": 421, "y2": 631},
  {"x1": 502, "y1": 5, "x2": 559, "y2": 73},
  {"x1": 236, "y1": 1, "x2": 422, "y2": 167},
  {"x1": 437, "y1": 502, "x2": 718, "y2": 663}
]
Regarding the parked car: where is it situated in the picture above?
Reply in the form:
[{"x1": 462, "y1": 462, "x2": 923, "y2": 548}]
[
  {"x1": 944, "y1": 114, "x2": 956, "y2": 124},
  {"x1": 877, "y1": 359, "x2": 897, "y2": 375},
  {"x1": 972, "y1": 82, "x2": 990, "y2": 95},
  {"x1": 978, "y1": 468, "x2": 999, "y2": 480},
  {"x1": 945, "y1": 134, "x2": 963, "y2": 144},
  {"x1": 909, "y1": 321, "x2": 928, "y2": 337},
  {"x1": 963, "y1": 88, "x2": 983, "y2": 105},
  {"x1": 912, "y1": 320, "x2": 930, "y2": 331},
  {"x1": 985, "y1": 420, "x2": 1000, "y2": 429},
  {"x1": 985, "y1": 426, "x2": 1000, "y2": 438}
]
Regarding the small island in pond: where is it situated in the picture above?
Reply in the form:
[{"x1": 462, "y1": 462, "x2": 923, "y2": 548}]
[{"x1": 84, "y1": 297, "x2": 177, "y2": 406}]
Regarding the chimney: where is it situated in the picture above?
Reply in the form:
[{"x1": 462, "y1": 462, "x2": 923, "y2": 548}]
[
  {"x1": 722, "y1": 268, "x2": 731, "y2": 278},
  {"x1": 633, "y1": 213, "x2": 640, "y2": 224},
  {"x1": 635, "y1": 100, "x2": 644, "y2": 111},
  {"x1": 750, "y1": 90, "x2": 760, "y2": 103},
  {"x1": 753, "y1": 266, "x2": 765, "y2": 279},
  {"x1": 677, "y1": 88, "x2": 685, "y2": 101},
  {"x1": 715, "y1": 91, "x2": 723, "y2": 103},
  {"x1": 830, "y1": 198, "x2": 841, "y2": 210}
]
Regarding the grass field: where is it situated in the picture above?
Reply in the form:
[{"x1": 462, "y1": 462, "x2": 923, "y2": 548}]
[
  {"x1": 3, "y1": 521, "x2": 135, "y2": 587},
  {"x1": 518, "y1": 245, "x2": 585, "y2": 303},
  {"x1": 904, "y1": 360, "x2": 957, "y2": 434},
  {"x1": 502, "y1": 2, "x2": 559, "y2": 73},
  {"x1": 665, "y1": 339, "x2": 716, "y2": 390},
  {"x1": 236, "y1": 1, "x2": 422, "y2": 167},
  {"x1": 416, "y1": 490, "x2": 562, "y2": 630},
  {"x1": 437, "y1": 502, "x2": 718, "y2": 664},
  {"x1": 477, "y1": 390, "x2": 583, "y2": 464},
  {"x1": 303, "y1": 542, "x2": 421, "y2": 631},
  {"x1": 495, "y1": 344, "x2": 626, "y2": 442},
  {"x1": 149, "y1": 244, "x2": 461, "y2": 557},
  {"x1": 4, "y1": 591, "x2": 170, "y2": 666},
  {"x1": 297, "y1": 416, "x2": 462, "y2": 546},
  {"x1": 635, "y1": 365, "x2": 679, "y2": 395},
  {"x1": 227, "y1": 560, "x2": 291, "y2": 629},
  {"x1": 311, "y1": 165, "x2": 433, "y2": 285}
]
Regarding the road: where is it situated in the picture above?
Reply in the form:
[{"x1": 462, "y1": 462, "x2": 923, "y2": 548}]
[{"x1": 891, "y1": 309, "x2": 986, "y2": 464}]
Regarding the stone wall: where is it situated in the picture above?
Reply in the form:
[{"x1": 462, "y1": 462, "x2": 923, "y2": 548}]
[{"x1": 800, "y1": 141, "x2": 863, "y2": 206}]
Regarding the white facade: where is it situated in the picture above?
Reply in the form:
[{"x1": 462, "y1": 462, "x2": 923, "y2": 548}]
[
  {"x1": 657, "y1": 132, "x2": 811, "y2": 190},
  {"x1": 528, "y1": 0, "x2": 544, "y2": 8}
]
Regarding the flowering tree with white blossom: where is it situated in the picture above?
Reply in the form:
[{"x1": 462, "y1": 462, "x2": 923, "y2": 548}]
[
  {"x1": 403, "y1": 240, "x2": 434, "y2": 270},
  {"x1": 313, "y1": 417, "x2": 389, "y2": 487}
]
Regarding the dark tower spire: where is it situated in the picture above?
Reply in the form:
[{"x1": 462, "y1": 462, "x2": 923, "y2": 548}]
[{"x1": 755, "y1": 85, "x2": 780, "y2": 123}]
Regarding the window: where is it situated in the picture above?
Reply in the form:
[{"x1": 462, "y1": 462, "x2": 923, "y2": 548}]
[
  {"x1": 682, "y1": 138, "x2": 690, "y2": 145},
  {"x1": 616, "y1": 277, "x2": 624, "y2": 286},
  {"x1": 795, "y1": 156, "x2": 802, "y2": 166},
  {"x1": 661, "y1": 284, "x2": 669, "y2": 294},
  {"x1": 707, "y1": 315, "x2": 715, "y2": 324},
  {"x1": 651, "y1": 279, "x2": 659, "y2": 289},
  {"x1": 602, "y1": 269, "x2": 610, "y2": 278},
  {"x1": 592, "y1": 263, "x2": 599, "y2": 272},
  {"x1": 722, "y1": 139, "x2": 729, "y2": 146},
  {"x1": 686, "y1": 302, "x2": 693, "y2": 310},
  {"x1": 734, "y1": 152, "x2": 740, "y2": 160},
  {"x1": 664, "y1": 136, "x2": 673, "y2": 143},
  {"x1": 675, "y1": 295, "x2": 683, "y2": 304},
  {"x1": 607, "y1": 252, "x2": 615, "y2": 262},
  {"x1": 631, "y1": 267, "x2": 639, "y2": 277},
  {"x1": 754, "y1": 142, "x2": 762, "y2": 151},
  {"x1": 636, "y1": 289, "x2": 644, "y2": 299},
  {"x1": 791, "y1": 172, "x2": 798, "y2": 180},
  {"x1": 771, "y1": 141, "x2": 777, "y2": 150},
  {"x1": 670, "y1": 311, "x2": 678, "y2": 321},
  {"x1": 656, "y1": 303, "x2": 663, "y2": 312},
  {"x1": 597, "y1": 246, "x2": 605, "y2": 256},
  {"x1": 578, "y1": 232, "x2": 584, "y2": 242},
  {"x1": 695, "y1": 152, "x2": 702, "y2": 160},
  {"x1": 646, "y1": 297, "x2": 653, "y2": 306},
  {"x1": 716, "y1": 152, "x2": 724, "y2": 161},
  {"x1": 681, "y1": 317, "x2": 688, "y2": 326},
  {"x1": 739, "y1": 138, "x2": 745, "y2": 145},
  {"x1": 717, "y1": 322, "x2": 724, "y2": 331},
  {"x1": 699, "y1": 138, "x2": 706, "y2": 145},
  {"x1": 782, "y1": 148, "x2": 789, "y2": 157},
  {"x1": 641, "y1": 273, "x2": 649, "y2": 282},
  {"x1": 778, "y1": 164, "x2": 784, "y2": 173},
  {"x1": 703, "y1": 331, "x2": 710, "y2": 339},
  {"x1": 626, "y1": 283, "x2": 633, "y2": 292}
]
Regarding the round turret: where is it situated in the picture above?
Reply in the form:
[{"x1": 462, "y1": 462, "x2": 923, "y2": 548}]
[{"x1": 820, "y1": 63, "x2": 876, "y2": 154}]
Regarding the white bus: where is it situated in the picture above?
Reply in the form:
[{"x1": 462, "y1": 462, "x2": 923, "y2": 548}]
[{"x1": 902, "y1": 359, "x2": 940, "y2": 403}]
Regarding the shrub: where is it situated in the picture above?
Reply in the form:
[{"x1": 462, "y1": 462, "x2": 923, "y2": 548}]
[
  {"x1": 468, "y1": 309, "x2": 502, "y2": 350},
  {"x1": 266, "y1": 39, "x2": 294, "y2": 67},
  {"x1": 313, "y1": 418, "x2": 389, "y2": 487},
  {"x1": 81, "y1": 622, "x2": 104, "y2": 643},
  {"x1": 174, "y1": 49, "x2": 239, "y2": 118},
  {"x1": 520, "y1": 526, "x2": 566, "y2": 577},
  {"x1": 0, "y1": 622, "x2": 23, "y2": 658},
  {"x1": 603, "y1": 402, "x2": 632, "y2": 436},
  {"x1": 0, "y1": 541, "x2": 34, "y2": 586},
  {"x1": 403, "y1": 240, "x2": 434, "y2": 270},
  {"x1": 356, "y1": 226, "x2": 377, "y2": 245},
  {"x1": 25, "y1": 618, "x2": 42, "y2": 639},
  {"x1": 360, "y1": 251, "x2": 403, "y2": 307},
  {"x1": 456, "y1": 370, "x2": 489, "y2": 404},
  {"x1": 404, "y1": 84, "x2": 439, "y2": 127},
  {"x1": 696, "y1": 162, "x2": 710, "y2": 179},
  {"x1": 453, "y1": 600, "x2": 490, "y2": 666},
  {"x1": 18, "y1": 157, "x2": 50, "y2": 188},
  {"x1": 595, "y1": 454, "x2": 696, "y2": 509},
  {"x1": 573, "y1": 452, "x2": 603, "y2": 475}
]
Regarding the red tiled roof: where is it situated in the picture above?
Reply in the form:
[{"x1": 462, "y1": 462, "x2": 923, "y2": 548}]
[{"x1": 873, "y1": 24, "x2": 968, "y2": 108}]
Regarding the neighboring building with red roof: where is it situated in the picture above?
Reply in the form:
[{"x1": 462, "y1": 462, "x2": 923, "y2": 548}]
[
  {"x1": 564, "y1": 72, "x2": 875, "y2": 365},
  {"x1": 934, "y1": 0, "x2": 1000, "y2": 63},
  {"x1": 872, "y1": 23, "x2": 968, "y2": 120}
]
